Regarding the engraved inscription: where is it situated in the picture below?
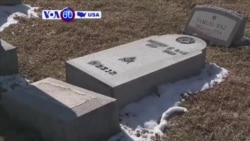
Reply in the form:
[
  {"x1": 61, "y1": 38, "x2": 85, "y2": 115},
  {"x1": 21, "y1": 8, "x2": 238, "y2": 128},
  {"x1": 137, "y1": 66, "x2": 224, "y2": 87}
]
[
  {"x1": 146, "y1": 39, "x2": 188, "y2": 55},
  {"x1": 118, "y1": 57, "x2": 136, "y2": 64},
  {"x1": 162, "y1": 49, "x2": 176, "y2": 55},
  {"x1": 146, "y1": 39, "x2": 168, "y2": 48},
  {"x1": 88, "y1": 60, "x2": 117, "y2": 75},
  {"x1": 188, "y1": 11, "x2": 237, "y2": 41},
  {"x1": 176, "y1": 37, "x2": 195, "y2": 44},
  {"x1": 174, "y1": 49, "x2": 188, "y2": 55},
  {"x1": 196, "y1": 17, "x2": 226, "y2": 35}
]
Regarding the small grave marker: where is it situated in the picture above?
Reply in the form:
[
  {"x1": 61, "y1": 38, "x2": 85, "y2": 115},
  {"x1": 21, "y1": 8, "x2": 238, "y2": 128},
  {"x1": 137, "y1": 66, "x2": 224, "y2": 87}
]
[
  {"x1": 1, "y1": 78, "x2": 120, "y2": 141},
  {"x1": 183, "y1": 5, "x2": 248, "y2": 47},
  {"x1": 66, "y1": 34, "x2": 207, "y2": 108},
  {"x1": 0, "y1": 39, "x2": 18, "y2": 76}
]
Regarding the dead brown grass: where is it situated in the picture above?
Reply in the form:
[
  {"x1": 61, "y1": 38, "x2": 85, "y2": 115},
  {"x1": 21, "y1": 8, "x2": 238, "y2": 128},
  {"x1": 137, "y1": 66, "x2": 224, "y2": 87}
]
[
  {"x1": 166, "y1": 47, "x2": 250, "y2": 141},
  {"x1": 0, "y1": 0, "x2": 250, "y2": 141}
]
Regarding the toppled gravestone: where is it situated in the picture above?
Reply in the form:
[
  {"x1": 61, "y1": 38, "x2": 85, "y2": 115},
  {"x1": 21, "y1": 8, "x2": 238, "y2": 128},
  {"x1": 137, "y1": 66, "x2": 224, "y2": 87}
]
[
  {"x1": 1, "y1": 77, "x2": 120, "y2": 141},
  {"x1": 66, "y1": 34, "x2": 207, "y2": 108},
  {"x1": 0, "y1": 39, "x2": 18, "y2": 76}
]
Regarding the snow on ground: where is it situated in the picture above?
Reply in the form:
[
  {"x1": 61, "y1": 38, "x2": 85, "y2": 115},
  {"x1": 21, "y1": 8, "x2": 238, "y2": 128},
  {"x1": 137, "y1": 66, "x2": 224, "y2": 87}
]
[
  {"x1": 0, "y1": 63, "x2": 228, "y2": 141},
  {"x1": 0, "y1": 4, "x2": 39, "y2": 32},
  {"x1": 108, "y1": 63, "x2": 229, "y2": 141}
]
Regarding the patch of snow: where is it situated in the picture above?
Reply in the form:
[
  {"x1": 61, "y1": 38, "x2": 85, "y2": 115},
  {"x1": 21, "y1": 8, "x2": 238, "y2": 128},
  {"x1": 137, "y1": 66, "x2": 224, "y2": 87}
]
[
  {"x1": 108, "y1": 63, "x2": 229, "y2": 141},
  {"x1": 0, "y1": 4, "x2": 39, "y2": 32},
  {"x1": 0, "y1": 63, "x2": 229, "y2": 141},
  {"x1": 154, "y1": 106, "x2": 187, "y2": 135}
]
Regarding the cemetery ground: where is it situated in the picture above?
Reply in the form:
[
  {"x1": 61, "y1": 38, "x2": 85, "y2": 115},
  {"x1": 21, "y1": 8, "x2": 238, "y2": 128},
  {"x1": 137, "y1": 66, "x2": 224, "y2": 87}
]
[{"x1": 0, "y1": 0, "x2": 250, "y2": 141}]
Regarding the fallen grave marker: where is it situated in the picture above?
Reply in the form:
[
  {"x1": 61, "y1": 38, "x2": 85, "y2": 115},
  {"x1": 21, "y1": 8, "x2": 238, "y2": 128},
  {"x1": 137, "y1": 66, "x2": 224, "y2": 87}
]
[
  {"x1": 0, "y1": 39, "x2": 18, "y2": 76},
  {"x1": 1, "y1": 77, "x2": 120, "y2": 141},
  {"x1": 183, "y1": 5, "x2": 248, "y2": 47},
  {"x1": 66, "y1": 34, "x2": 207, "y2": 108}
]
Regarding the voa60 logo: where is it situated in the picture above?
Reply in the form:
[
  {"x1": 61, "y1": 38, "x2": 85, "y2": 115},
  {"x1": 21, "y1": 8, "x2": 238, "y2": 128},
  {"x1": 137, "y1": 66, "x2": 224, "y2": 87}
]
[{"x1": 42, "y1": 7, "x2": 101, "y2": 22}]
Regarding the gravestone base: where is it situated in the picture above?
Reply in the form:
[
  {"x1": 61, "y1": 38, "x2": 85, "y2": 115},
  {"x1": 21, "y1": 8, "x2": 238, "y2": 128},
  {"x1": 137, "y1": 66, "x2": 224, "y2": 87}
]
[
  {"x1": 1, "y1": 78, "x2": 120, "y2": 141},
  {"x1": 232, "y1": 37, "x2": 250, "y2": 47},
  {"x1": 66, "y1": 34, "x2": 207, "y2": 108},
  {"x1": 0, "y1": 39, "x2": 18, "y2": 76},
  {"x1": 0, "y1": 0, "x2": 22, "y2": 5}
]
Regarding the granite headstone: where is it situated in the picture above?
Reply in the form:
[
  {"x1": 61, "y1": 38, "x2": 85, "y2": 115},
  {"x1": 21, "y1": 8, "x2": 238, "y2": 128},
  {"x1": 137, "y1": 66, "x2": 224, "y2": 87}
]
[
  {"x1": 0, "y1": 39, "x2": 18, "y2": 76},
  {"x1": 66, "y1": 34, "x2": 207, "y2": 108},
  {"x1": 183, "y1": 5, "x2": 248, "y2": 47},
  {"x1": 1, "y1": 77, "x2": 120, "y2": 141}
]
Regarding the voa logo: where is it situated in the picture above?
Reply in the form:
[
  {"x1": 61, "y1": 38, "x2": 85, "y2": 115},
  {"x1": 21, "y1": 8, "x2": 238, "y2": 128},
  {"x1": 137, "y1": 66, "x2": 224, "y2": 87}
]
[
  {"x1": 42, "y1": 7, "x2": 102, "y2": 22},
  {"x1": 87, "y1": 12, "x2": 100, "y2": 18},
  {"x1": 42, "y1": 10, "x2": 61, "y2": 20}
]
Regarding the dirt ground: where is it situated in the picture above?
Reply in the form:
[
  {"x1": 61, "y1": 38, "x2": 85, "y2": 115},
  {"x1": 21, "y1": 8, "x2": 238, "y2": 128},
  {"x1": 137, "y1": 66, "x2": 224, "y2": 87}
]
[{"x1": 0, "y1": 0, "x2": 250, "y2": 141}]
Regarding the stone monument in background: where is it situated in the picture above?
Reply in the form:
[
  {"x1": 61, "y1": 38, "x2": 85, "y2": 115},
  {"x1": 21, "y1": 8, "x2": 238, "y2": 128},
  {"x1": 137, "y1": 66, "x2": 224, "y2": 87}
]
[{"x1": 183, "y1": 5, "x2": 250, "y2": 47}]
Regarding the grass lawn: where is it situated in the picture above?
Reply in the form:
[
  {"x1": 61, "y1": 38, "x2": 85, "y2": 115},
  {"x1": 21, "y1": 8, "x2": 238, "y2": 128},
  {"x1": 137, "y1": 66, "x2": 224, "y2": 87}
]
[{"x1": 0, "y1": 0, "x2": 250, "y2": 140}]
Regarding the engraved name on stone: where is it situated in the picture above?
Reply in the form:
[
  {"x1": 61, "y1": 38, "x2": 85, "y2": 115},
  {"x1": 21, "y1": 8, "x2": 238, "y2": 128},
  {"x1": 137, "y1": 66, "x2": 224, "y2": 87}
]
[
  {"x1": 146, "y1": 39, "x2": 190, "y2": 55},
  {"x1": 189, "y1": 11, "x2": 236, "y2": 41},
  {"x1": 88, "y1": 60, "x2": 118, "y2": 75}
]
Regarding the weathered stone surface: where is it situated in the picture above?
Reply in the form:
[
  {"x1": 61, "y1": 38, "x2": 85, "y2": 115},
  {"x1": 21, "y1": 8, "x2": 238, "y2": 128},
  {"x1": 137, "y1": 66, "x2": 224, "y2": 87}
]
[
  {"x1": 0, "y1": 0, "x2": 22, "y2": 5},
  {"x1": 66, "y1": 34, "x2": 207, "y2": 108},
  {"x1": 0, "y1": 39, "x2": 18, "y2": 76},
  {"x1": 183, "y1": 5, "x2": 247, "y2": 47},
  {"x1": 1, "y1": 77, "x2": 120, "y2": 141}
]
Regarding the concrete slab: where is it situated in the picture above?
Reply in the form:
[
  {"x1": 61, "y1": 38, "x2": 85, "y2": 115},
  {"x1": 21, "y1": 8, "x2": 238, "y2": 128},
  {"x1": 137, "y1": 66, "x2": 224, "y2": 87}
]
[
  {"x1": 1, "y1": 77, "x2": 120, "y2": 141},
  {"x1": 66, "y1": 34, "x2": 207, "y2": 108},
  {"x1": 0, "y1": 0, "x2": 22, "y2": 5},
  {"x1": 0, "y1": 39, "x2": 18, "y2": 76},
  {"x1": 183, "y1": 5, "x2": 247, "y2": 47}
]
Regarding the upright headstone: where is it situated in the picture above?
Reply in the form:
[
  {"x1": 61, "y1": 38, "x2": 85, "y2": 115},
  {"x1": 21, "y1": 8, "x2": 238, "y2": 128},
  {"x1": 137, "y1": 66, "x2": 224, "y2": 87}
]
[
  {"x1": 0, "y1": 39, "x2": 18, "y2": 76},
  {"x1": 0, "y1": 0, "x2": 22, "y2": 5},
  {"x1": 1, "y1": 78, "x2": 120, "y2": 141},
  {"x1": 66, "y1": 34, "x2": 207, "y2": 108},
  {"x1": 183, "y1": 5, "x2": 248, "y2": 47}
]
